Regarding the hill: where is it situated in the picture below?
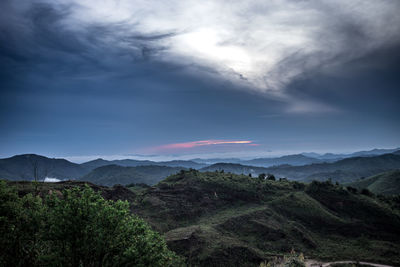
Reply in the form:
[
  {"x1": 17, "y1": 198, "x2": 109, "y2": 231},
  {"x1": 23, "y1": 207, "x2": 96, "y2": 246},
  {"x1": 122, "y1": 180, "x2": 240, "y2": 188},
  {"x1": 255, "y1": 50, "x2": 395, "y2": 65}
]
[
  {"x1": 302, "y1": 147, "x2": 400, "y2": 160},
  {"x1": 192, "y1": 155, "x2": 323, "y2": 167},
  {"x1": 346, "y1": 170, "x2": 400, "y2": 195},
  {"x1": 81, "y1": 158, "x2": 206, "y2": 169},
  {"x1": 0, "y1": 154, "x2": 89, "y2": 180},
  {"x1": 242, "y1": 154, "x2": 323, "y2": 167},
  {"x1": 6, "y1": 180, "x2": 137, "y2": 202},
  {"x1": 200, "y1": 153, "x2": 400, "y2": 183},
  {"x1": 6, "y1": 174, "x2": 400, "y2": 266},
  {"x1": 2, "y1": 152, "x2": 400, "y2": 185},
  {"x1": 191, "y1": 148, "x2": 400, "y2": 167},
  {"x1": 132, "y1": 170, "x2": 400, "y2": 266},
  {"x1": 266, "y1": 153, "x2": 400, "y2": 182},
  {"x1": 0, "y1": 154, "x2": 198, "y2": 184},
  {"x1": 81, "y1": 164, "x2": 185, "y2": 186},
  {"x1": 200, "y1": 163, "x2": 269, "y2": 176}
]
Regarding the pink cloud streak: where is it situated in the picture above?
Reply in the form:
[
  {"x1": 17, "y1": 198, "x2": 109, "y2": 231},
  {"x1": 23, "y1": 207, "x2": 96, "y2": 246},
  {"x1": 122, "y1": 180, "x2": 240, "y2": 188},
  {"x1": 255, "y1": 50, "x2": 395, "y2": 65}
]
[{"x1": 153, "y1": 140, "x2": 257, "y2": 151}]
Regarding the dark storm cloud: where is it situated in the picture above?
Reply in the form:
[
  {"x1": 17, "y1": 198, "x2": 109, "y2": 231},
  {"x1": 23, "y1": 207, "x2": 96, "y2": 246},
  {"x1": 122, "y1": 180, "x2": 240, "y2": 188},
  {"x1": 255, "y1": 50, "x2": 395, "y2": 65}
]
[
  {"x1": 0, "y1": 0, "x2": 179, "y2": 82},
  {"x1": 0, "y1": 0, "x2": 399, "y2": 159}
]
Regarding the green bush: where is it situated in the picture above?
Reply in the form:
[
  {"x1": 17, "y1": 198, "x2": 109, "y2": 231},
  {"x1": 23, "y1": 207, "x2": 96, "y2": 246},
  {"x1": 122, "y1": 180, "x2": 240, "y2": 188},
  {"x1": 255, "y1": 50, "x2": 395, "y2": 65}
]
[{"x1": 0, "y1": 181, "x2": 182, "y2": 266}]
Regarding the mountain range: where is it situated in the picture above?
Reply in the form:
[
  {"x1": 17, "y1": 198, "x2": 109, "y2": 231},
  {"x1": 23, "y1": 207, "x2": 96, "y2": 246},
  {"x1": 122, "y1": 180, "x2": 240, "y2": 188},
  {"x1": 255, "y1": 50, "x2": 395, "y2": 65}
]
[
  {"x1": 1, "y1": 148, "x2": 400, "y2": 185},
  {"x1": 81, "y1": 158, "x2": 206, "y2": 169},
  {"x1": 302, "y1": 147, "x2": 400, "y2": 160},
  {"x1": 201, "y1": 152, "x2": 400, "y2": 183},
  {"x1": 0, "y1": 154, "x2": 88, "y2": 180},
  {"x1": 190, "y1": 147, "x2": 400, "y2": 167}
]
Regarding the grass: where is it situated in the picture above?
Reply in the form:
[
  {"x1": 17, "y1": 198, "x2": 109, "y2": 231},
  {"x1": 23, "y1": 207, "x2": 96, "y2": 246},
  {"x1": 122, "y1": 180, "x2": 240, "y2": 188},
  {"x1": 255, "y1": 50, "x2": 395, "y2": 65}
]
[
  {"x1": 134, "y1": 171, "x2": 400, "y2": 266},
  {"x1": 347, "y1": 170, "x2": 400, "y2": 195},
  {"x1": 4, "y1": 171, "x2": 400, "y2": 266}
]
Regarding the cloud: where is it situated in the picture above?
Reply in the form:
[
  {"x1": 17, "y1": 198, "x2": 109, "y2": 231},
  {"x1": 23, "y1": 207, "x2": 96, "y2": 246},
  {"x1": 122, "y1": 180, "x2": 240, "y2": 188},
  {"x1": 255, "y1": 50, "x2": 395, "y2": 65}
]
[
  {"x1": 43, "y1": 177, "x2": 61, "y2": 182},
  {"x1": 149, "y1": 140, "x2": 257, "y2": 152},
  {"x1": 46, "y1": 0, "x2": 400, "y2": 90},
  {"x1": 1, "y1": 0, "x2": 400, "y2": 112}
]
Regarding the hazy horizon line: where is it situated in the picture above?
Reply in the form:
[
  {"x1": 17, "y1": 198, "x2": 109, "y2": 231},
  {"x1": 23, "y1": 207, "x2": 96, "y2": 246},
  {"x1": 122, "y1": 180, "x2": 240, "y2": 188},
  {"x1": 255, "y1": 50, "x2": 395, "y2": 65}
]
[{"x1": 1, "y1": 146, "x2": 398, "y2": 164}]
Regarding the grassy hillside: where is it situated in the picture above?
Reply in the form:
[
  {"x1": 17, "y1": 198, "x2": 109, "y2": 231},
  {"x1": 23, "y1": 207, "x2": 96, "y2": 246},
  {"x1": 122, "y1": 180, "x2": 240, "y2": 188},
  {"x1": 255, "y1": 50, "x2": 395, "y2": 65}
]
[
  {"x1": 81, "y1": 164, "x2": 185, "y2": 186},
  {"x1": 5, "y1": 175, "x2": 400, "y2": 266},
  {"x1": 132, "y1": 170, "x2": 400, "y2": 266},
  {"x1": 347, "y1": 170, "x2": 400, "y2": 195}
]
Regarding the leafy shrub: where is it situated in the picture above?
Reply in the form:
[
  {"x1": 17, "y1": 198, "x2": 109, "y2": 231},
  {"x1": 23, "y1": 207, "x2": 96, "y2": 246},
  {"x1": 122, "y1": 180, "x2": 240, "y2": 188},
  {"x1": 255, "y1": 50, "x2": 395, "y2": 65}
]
[
  {"x1": 0, "y1": 181, "x2": 182, "y2": 266},
  {"x1": 259, "y1": 251, "x2": 305, "y2": 267}
]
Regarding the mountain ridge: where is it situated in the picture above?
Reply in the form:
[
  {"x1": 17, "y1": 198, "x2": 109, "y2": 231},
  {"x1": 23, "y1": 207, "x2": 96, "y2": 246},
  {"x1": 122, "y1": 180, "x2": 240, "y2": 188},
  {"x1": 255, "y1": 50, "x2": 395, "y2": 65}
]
[{"x1": 201, "y1": 153, "x2": 400, "y2": 183}]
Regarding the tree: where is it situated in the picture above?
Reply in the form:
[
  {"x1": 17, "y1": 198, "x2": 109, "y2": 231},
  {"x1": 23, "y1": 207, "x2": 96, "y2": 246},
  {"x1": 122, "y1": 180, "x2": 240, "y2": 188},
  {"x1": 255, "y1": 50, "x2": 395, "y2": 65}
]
[
  {"x1": 361, "y1": 188, "x2": 374, "y2": 197},
  {"x1": 258, "y1": 173, "x2": 266, "y2": 181},
  {"x1": 0, "y1": 182, "x2": 183, "y2": 266},
  {"x1": 0, "y1": 181, "x2": 45, "y2": 266},
  {"x1": 346, "y1": 186, "x2": 358, "y2": 194},
  {"x1": 248, "y1": 173, "x2": 252, "y2": 177},
  {"x1": 267, "y1": 174, "x2": 276, "y2": 181}
]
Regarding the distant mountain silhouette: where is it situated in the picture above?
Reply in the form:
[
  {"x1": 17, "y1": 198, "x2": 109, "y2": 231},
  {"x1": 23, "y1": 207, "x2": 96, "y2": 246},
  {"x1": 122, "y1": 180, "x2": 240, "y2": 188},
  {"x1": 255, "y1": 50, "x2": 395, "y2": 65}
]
[
  {"x1": 201, "y1": 153, "x2": 400, "y2": 183},
  {"x1": 242, "y1": 154, "x2": 323, "y2": 167},
  {"x1": 2, "y1": 150, "x2": 400, "y2": 184},
  {"x1": 81, "y1": 158, "x2": 206, "y2": 169},
  {"x1": 267, "y1": 153, "x2": 400, "y2": 182},
  {"x1": 0, "y1": 155, "x2": 195, "y2": 182},
  {"x1": 302, "y1": 147, "x2": 400, "y2": 160},
  {"x1": 0, "y1": 154, "x2": 88, "y2": 180}
]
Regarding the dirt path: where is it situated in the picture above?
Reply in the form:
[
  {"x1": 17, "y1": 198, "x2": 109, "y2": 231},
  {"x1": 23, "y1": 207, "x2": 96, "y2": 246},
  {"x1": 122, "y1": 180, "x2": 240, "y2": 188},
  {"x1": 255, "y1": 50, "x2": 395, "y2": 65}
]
[{"x1": 305, "y1": 260, "x2": 394, "y2": 267}]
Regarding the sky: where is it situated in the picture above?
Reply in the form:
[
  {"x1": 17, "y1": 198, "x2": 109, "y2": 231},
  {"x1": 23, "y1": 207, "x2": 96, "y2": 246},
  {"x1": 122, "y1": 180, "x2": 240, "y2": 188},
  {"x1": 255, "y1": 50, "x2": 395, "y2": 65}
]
[{"x1": 1, "y1": 0, "x2": 400, "y2": 162}]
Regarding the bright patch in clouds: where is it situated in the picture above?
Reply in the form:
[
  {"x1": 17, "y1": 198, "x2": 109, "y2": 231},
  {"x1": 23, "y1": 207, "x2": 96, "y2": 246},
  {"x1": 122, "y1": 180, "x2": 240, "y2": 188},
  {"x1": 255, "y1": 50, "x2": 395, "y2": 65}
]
[
  {"x1": 6, "y1": 0, "x2": 400, "y2": 114},
  {"x1": 42, "y1": 0, "x2": 400, "y2": 92}
]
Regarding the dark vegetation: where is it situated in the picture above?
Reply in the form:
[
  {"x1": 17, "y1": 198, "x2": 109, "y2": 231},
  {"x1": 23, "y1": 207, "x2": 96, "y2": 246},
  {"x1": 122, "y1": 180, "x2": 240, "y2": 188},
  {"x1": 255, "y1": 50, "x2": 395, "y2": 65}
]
[
  {"x1": 1, "y1": 154, "x2": 400, "y2": 265},
  {"x1": 330, "y1": 264, "x2": 375, "y2": 267},
  {"x1": 131, "y1": 170, "x2": 400, "y2": 266},
  {"x1": 2, "y1": 170, "x2": 400, "y2": 266},
  {"x1": 0, "y1": 181, "x2": 182, "y2": 266}
]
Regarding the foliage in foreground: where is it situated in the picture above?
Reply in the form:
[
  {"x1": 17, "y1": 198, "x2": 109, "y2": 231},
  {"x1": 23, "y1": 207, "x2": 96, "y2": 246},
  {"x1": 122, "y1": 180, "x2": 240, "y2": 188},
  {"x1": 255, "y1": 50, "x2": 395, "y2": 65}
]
[
  {"x1": 259, "y1": 250, "x2": 305, "y2": 267},
  {"x1": 0, "y1": 181, "x2": 182, "y2": 266}
]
